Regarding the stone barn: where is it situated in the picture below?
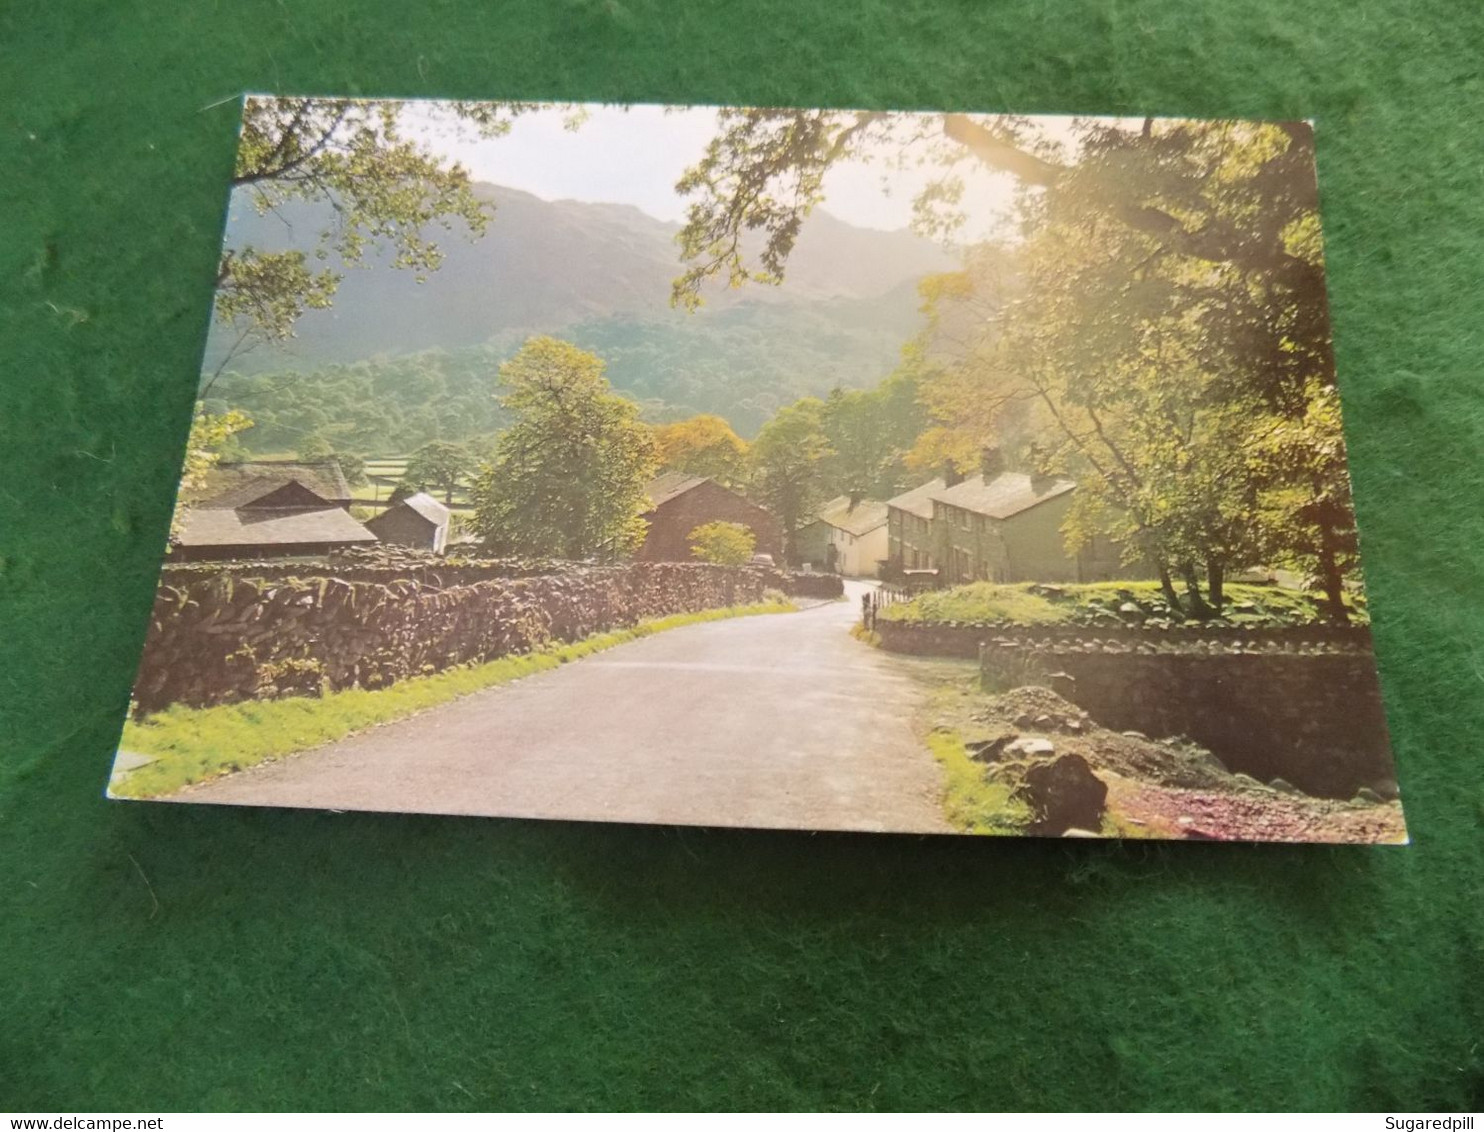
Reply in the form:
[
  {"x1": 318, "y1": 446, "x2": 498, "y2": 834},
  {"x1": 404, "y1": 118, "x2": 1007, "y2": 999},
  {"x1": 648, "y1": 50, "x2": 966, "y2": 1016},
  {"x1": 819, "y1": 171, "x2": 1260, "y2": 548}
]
[
  {"x1": 637, "y1": 473, "x2": 783, "y2": 562},
  {"x1": 171, "y1": 478, "x2": 377, "y2": 562},
  {"x1": 366, "y1": 492, "x2": 452, "y2": 553}
]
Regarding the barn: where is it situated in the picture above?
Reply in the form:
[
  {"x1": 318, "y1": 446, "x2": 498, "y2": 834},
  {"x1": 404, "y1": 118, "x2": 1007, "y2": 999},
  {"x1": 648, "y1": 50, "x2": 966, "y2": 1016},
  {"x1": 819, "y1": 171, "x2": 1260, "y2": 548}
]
[{"x1": 636, "y1": 473, "x2": 783, "y2": 562}]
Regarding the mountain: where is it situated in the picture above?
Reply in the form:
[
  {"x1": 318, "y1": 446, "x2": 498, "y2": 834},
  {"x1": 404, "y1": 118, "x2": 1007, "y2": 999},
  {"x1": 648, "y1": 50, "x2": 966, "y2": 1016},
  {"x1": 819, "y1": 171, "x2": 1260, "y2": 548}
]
[{"x1": 207, "y1": 182, "x2": 959, "y2": 445}]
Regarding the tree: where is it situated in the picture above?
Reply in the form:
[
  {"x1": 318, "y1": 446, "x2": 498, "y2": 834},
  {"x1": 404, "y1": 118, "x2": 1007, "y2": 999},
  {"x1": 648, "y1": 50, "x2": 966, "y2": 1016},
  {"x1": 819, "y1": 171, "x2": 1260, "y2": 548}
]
[
  {"x1": 818, "y1": 370, "x2": 927, "y2": 501},
  {"x1": 170, "y1": 404, "x2": 254, "y2": 539},
  {"x1": 676, "y1": 111, "x2": 1357, "y2": 620},
  {"x1": 653, "y1": 414, "x2": 749, "y2": 488},
  {"x1": 689, "y1": 521, "x2": 756, "y2": 565},
  {"x1": 296, "y1": 431, "x2": 335, "y2": 461},
  {"x1": 749, "y1": 399, "x2": 833, "y2": 563},
  {"x1": 401, "y1": 440, "x2": 476, "y2": 504},
  {"x1": 206, "y1": 96, "x2": 537, "y2": 386},
  {"x1": 471, "y1": 338, "x2": 658, "y2": 560}
]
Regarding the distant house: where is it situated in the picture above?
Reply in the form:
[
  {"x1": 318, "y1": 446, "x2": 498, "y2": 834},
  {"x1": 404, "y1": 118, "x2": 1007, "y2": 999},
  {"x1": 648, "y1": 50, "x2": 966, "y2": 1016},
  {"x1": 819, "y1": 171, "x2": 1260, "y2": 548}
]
[
  {"x1": 200, "y1": 460, "x2": 354, "y2": 511},
  {"x1": 637, "y1": 472, "x2": 783, "y2": 562},
  {"x1": 886, "y1": 478, "x2": 945, "y2": 572},
  {"x1": 171, "y1": 478, "x2": 377, "y2": 562},
  {"x1": 799, "y1": 494, "x2": 889, "y2": 577},
  {"x1": 886, "y1": 453, "x2": 1132, "y2": 584},
  {"x1": 365, "y1": 492, "x2": 452, "y2": 553}
]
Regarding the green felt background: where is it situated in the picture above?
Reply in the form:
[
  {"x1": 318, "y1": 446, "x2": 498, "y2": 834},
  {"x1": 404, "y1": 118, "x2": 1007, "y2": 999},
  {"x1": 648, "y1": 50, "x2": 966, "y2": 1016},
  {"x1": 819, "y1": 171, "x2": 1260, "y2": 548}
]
[{"x1": 2, "y1": 0, "x2": 1481, "y2": 1112}]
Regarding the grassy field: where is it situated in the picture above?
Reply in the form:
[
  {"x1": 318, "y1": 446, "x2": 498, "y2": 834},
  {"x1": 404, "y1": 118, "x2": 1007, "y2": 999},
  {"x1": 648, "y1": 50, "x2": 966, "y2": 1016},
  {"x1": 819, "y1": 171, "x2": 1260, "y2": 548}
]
[
  {"x1": 357, "y1": 456, "x2": 477, "y2": 509},
  {"x1": 880, "y1": 579, "x2": 1368, "y2": 627},
  {"x1": 112, "y1": 599, "x2": 794, "y2": 799}
]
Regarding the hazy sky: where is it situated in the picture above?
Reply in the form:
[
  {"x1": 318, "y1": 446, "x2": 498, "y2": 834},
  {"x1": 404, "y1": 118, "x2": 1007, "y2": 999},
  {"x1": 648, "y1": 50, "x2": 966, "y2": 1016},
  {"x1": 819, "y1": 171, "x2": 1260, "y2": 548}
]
[{"x1": 399, "y1": 101, "x2": 1089, "y2": 242}]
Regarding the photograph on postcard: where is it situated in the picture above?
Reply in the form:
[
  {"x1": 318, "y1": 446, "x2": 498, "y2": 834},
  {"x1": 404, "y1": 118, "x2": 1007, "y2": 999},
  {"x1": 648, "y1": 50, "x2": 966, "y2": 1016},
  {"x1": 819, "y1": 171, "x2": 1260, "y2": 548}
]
[{"x1": 108, "y1": 96, "x2": 1406, "y2": 843}]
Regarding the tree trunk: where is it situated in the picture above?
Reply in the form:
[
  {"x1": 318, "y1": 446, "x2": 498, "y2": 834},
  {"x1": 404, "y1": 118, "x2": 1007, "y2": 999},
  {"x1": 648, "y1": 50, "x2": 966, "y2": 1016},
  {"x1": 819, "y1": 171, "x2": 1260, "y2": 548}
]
[
  {"x1": 1181, "y1": 562, "x2": 1212, "y2": 619},
  {"x1": 1158, "y1": 563, "x2": 1184, "y2": 615},
  {"x1": 1316, "y1": 525, "x2": 1350, "y2": 625},
  {"x1": 1206, "y1": 560, "x2": 1225, "y2": 610}
]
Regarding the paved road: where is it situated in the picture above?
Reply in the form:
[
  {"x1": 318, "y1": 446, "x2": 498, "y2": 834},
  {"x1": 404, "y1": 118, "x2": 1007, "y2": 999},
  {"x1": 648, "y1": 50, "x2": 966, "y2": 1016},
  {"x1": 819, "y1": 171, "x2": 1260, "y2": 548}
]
[{"x1": 182, "y1": 581, "x2": 950, "y2": 833}]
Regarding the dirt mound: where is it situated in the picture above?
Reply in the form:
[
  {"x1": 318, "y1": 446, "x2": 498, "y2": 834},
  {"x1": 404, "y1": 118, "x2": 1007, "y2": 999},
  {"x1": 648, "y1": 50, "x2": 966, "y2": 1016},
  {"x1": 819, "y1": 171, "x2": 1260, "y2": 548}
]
[
  {"x1": 961, "y1": 684, "x2": 1406, "y2": 843},
  {"x1": 971, "y1": 686, "x2": 1233, "y2": 791}
]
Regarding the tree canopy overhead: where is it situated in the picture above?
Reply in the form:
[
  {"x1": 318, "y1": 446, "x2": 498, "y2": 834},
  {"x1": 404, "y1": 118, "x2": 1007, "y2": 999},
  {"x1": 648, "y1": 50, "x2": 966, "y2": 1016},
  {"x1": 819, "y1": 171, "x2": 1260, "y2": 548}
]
[
  {"x1": 675, "y1": 110, "x2": 1358, "y2": 620},
  {"x1": 207, "y1": 96, "x2": 542, "y2": 384}
]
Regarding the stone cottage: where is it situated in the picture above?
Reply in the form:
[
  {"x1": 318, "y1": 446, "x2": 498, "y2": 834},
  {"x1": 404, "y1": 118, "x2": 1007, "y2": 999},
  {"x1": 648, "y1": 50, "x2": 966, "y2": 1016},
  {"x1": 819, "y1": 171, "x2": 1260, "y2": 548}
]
[
  {"x1": 887, "y1": 453, "x2": 1132, "y2": 584},
  {"x1": 798, "y1": 493, "x2": 890, "y2": 577}
]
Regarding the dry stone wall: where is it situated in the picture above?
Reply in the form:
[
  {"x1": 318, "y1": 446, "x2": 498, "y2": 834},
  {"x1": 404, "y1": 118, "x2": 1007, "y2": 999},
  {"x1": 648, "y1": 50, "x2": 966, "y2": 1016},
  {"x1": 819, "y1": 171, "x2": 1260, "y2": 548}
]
[
  {"x1": 133, "y1": 562, "x2": 781, "y2": 716},
  {"x1": 970, "y1": 630, "x2": 1393, "y2": 799}
]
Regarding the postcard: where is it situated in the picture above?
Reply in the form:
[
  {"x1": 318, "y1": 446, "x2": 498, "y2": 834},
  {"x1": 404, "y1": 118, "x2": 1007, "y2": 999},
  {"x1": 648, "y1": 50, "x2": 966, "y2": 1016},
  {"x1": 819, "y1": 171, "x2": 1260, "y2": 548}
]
[{"x1": 108, "y1": 96, "x2": 1406, "y2": 842}]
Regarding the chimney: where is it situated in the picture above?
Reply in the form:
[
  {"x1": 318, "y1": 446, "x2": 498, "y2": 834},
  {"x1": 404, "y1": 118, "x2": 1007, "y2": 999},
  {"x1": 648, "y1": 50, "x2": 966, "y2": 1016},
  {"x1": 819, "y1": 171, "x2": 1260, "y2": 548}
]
[
  {"x1": 979, "y1": 446, "x2": 1006, "y2": 481},
  {"x1": 848, "y1": 488, "x2": 864, "y2": 509},
  {"x1": 943, "y1": 462, "x2": 965, "y2": 488}
]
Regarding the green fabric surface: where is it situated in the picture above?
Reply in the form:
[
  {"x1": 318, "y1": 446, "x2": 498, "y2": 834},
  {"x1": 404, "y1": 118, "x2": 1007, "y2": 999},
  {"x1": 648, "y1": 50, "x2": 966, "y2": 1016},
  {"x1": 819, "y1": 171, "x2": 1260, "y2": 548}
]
[{"x1": 2, "y1": 0, "x2": 1481, "y2": 1112}]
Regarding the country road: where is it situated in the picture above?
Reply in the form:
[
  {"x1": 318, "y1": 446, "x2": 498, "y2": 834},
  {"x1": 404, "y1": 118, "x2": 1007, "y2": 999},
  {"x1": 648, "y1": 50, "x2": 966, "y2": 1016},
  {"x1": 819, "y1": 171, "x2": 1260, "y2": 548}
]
[{"x1": 181, "y1": 581, "x2": 952, "y2": 833}]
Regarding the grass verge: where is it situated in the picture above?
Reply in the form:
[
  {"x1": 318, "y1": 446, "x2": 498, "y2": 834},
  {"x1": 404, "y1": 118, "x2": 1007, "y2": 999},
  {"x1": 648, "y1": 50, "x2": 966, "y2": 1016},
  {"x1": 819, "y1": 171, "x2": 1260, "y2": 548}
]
[
  {"x1": 924, "y1": 727, "x2": 1031, "y2": 836},
  {"x1": 112, "y1": 599, "x2": 794, "y2": 799}
]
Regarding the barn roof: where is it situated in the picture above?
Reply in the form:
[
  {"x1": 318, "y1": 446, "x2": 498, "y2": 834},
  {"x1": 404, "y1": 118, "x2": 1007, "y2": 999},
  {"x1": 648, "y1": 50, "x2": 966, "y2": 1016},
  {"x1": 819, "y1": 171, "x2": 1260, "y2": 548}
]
[
  {"x1": 643, "y1": 471, "x2": 710, "y2": 509},
  {"x1": 395, "y1": 492, "x2": 452, "y2": 526},
  {"x1": 814, "y1": 495, "x2": 889, "y2": 537},
  {"x1": 199, "y1": 460, "x2": 352, "y2": 506},
  {"x1": 174, "y1": 505, "x2": 377, "y2": 548},
  {"x1": 931, "y1": 471, "x2": 1075, "y2": 519}
]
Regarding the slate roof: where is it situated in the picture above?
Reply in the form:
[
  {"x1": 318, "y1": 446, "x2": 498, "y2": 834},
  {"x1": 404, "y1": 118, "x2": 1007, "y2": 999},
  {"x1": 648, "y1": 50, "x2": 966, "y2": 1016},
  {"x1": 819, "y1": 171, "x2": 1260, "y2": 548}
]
[
  {"x1": 931, "y1": 471, "x2": 1075, "y2": 519},
  {"x1": 643, "y1": 472, "x2": 710, "y2": 510},
  {"x1": 886, "y1": 478, "x2": 947, "y2": 520},
  {"x1": 199, "y1": 460, "x2": 353, "y2": 507},
  {"x1": 200, "y1": 478, "x2": 326, "y2": 511},
  {"x1": 174, "y1": 505, "x2": 377, "y2": 548},
  {"x1": 814, "y1": 494, "x2": 889, "y2": 537}
]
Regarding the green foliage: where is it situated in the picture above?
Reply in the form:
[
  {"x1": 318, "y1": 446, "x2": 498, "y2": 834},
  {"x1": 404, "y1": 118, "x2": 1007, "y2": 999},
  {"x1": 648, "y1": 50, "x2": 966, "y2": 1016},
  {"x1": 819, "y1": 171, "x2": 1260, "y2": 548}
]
[
  {"x1": 114, "y1": 599, "x2": 794, "y2": 799},
  {"x1": 206, "y1": 347, "x2": 509, "y2": 456},
  {"x1": 655, "y1": 414, "x2": 749, "y2": 487},
  {"x1": 749, "y1": 397, "x2": 834, "y2": 560},
  {"x1": 210, "y1": 288, "x2": 921, "y2": 454},
  {"x1": 472, "y1": 337, "x2": 659, "y2": 559},
  {"x1": 884, "y1": 583, "x2": 1075, "y2": 626},
  {"x1": 818, "y1": 369, "x2": 928, "y2": 500},
  {"x1": 171, "y1": 403, "x2": 255, "y2": 539},
  {"x1": 676, "y1": 113, "x2": 1361, "y2": 623},
  {"x1": 688, "y1": 521, "x2": 756, "y2": 564},
  {"x1": 296, "y1": 431, "x2": 335, "y2": 461},
  {"x1": 204, "y1": 98, "x2": 557, "y2": 382},
  {"x1": 882, "y1": 580, "x2": 1367, "y2": 627},
  {"x1": 401, "y1": 440, "x2": 477, "y2": 504},
  {"x1": 907, "y1": 121, "x2": 1356, "y2": 620}
]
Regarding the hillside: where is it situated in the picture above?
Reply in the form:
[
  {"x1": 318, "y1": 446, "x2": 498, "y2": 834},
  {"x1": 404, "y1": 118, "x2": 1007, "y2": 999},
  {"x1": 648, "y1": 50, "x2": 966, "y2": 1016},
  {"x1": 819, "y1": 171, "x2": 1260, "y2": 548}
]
[
  {"x1": 204, "y1": 183, "x2": 956, "y2": 450},
  {"x1": 207, "y1": 182, "x2": 954, "y2": 374}
]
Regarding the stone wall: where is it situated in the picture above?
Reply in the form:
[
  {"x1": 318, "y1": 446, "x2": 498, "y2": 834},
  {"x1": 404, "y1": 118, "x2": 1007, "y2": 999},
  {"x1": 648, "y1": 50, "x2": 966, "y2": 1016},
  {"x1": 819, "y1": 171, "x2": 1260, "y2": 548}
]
[
  {"x1": 876, "y1": 619, "x2": 1368, "y2": 658},
  {"x1": 971, "y1": 632, "x2": 1392, "y2": 798},
  {"x1": 159, "y1": 555, "x2": 584, "y2": 590},
  {"x1": 132, "y1": 562, "x2": 780, "y2": 716}
]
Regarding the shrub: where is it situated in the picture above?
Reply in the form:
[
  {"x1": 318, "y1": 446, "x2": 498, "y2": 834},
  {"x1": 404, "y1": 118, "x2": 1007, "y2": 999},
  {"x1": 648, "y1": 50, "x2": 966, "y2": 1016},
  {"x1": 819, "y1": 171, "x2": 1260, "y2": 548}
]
[{"x1": 689, "y1": 521, "x2": 756, "y2": 565}]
